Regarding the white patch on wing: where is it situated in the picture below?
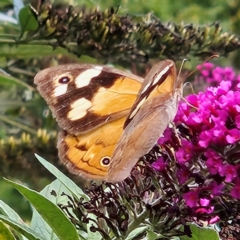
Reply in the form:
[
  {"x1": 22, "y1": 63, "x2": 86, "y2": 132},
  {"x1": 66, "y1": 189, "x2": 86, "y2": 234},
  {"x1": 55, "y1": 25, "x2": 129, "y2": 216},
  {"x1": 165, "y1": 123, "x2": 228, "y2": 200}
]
[
  {"x1": 128, "y1": 96, "x2": 147, "y2": 119},
  {"x1": 68, "y1": 98, "x2": 92, "y2": 120},
  {"x1": 152, "y1": 64, "x2": 172, "y2": 86},
  {"x1": 94, "y1": 66, "x2": 103, "y2": 71},
  {"x1": 141, "y1": 81, "x2": 152, "y2": 94},
  {"x1": 75, "y1": 68, "x2": 103, "y2": 88},
  {"x1": 141, "y1": 64, "x2": 172, "y2": 94},
  {"x1": 54, "y1": 84, "x2": 68, "y2": 96}
]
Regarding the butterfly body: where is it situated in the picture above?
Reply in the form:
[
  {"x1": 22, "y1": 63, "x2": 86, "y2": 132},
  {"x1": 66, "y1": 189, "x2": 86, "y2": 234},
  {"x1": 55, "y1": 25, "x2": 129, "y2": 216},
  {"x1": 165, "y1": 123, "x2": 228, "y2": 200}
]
[{"x1": 34, "y1": 60, "x2": 183, "y2": 182}]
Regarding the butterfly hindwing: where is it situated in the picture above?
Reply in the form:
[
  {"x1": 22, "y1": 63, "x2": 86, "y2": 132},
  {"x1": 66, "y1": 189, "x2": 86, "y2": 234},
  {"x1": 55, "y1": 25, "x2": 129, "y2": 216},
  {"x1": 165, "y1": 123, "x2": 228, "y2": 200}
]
[{"x1": 58, "y1": 117, "x2": 126, "y2": 180}]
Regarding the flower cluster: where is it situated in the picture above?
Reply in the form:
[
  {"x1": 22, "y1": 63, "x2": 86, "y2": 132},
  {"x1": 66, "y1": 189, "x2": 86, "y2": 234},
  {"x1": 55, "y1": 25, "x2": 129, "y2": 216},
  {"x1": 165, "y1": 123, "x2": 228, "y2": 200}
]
[
  {"x1": 196, "y1": 62, "x2": 240, "y2": 91},
  {"x1": 153, "y1": 63, "x2": 240, "y2": 226}
]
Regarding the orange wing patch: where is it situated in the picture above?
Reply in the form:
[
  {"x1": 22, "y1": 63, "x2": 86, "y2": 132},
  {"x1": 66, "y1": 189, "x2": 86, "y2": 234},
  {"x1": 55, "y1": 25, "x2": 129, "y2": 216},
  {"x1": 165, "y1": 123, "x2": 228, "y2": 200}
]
[
  {"x1": 58, "y1": 117, "x2": 126, "y2": 179},
  {"x1": 90, "y1": 76, "x2": 142, "y2": 116}
]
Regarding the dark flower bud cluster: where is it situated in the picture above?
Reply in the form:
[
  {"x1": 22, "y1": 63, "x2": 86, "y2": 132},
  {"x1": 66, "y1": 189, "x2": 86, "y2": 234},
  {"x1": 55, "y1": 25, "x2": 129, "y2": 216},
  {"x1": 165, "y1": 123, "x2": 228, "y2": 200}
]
[{"x1": 28, "y1": 2, "x2": 240, "y2": 66}]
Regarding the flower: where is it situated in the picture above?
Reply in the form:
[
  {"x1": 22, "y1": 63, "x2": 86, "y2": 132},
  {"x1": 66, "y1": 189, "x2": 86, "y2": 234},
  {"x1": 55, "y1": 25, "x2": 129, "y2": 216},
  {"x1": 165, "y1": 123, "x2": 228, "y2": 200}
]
[
  {"x1": 151, "y1": 157, "x2": 166, "y2": 171},
  {"x1": 183, "y1": 191, "x2": 198, "y2": 208},
  {"x1": 153, "y1": 63, "x2": 240, "y2": 227}
]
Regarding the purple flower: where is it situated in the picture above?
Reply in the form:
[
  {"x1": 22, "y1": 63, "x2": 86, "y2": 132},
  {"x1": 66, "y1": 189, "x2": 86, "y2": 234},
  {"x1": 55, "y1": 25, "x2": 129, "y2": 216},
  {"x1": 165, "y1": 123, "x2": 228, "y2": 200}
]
[
  {"x1": 177, "y1": 167, "x2": 191, "y2": 184},
  {"x1": 157, "y1": 128, "x2": 172, "y2": 145},
  {"x1": 152, "y1": 157, "x2": 166, "y2": 171},
  {"x1": 205, "y1": 150, "x2": 224, "y2": 175},
  {"x1": 153, "y1": 63, "x2": 240, "y2": 225},
  {"x1": 176, "y1": 139, "x2": 193, "y2": 164},
  {"x1": 183, "y1": 191, "x2": 198, "y2": 208},
  {"x1": 226, "y1": 129, "x2": 240, "y2": 144},
  {"x1": 219, "y1": 164, "x2": 237, "y2": 182},
  {"x1": 208, "y1": 216, "x2": 220, "y2": 224},
  {"x1": 196, "y1": 197, "x2": 214, "y2": 214},
  {"x1": 209, "y1": 182, "x2": 224, "y2": 195},
  {"x1": 196, "y1": 62, "x2": 239, "y2": 90}
]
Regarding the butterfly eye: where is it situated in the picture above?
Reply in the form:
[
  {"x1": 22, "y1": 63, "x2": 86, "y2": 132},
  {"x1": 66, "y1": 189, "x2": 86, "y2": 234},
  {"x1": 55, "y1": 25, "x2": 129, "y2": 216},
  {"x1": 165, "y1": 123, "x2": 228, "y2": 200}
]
[
  {"x1": 101, "y1": 157, "x2": 111, "y2": 167},
  {"x1": 59, "y1": 76, "x2": 71, "y2": 84}
]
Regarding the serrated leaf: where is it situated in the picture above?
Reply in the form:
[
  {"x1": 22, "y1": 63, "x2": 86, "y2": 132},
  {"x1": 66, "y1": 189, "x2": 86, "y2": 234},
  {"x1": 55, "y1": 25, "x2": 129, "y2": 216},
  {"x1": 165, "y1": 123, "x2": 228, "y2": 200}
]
[
  {"x1": 4, "y1": 178, "x2": 80, "y2": 240},
  {"x1": 0, "y1": 214, "x2": 44, "y2": 240}
]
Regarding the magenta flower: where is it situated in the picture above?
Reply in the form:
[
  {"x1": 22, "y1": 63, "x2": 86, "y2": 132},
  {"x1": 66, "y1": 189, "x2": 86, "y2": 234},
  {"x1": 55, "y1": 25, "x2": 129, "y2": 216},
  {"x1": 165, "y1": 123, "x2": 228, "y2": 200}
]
[
  {"x1": 183, "y1": 191, "x2": 198, "y2": 208},
  {"x1": 209, "y1": 182, "x2": 224, "y2": 195},
  {"x1": 176, "y1": 139, "x2": 193, "y2": 164},
  {"x1": 205, "y1": 150, "x2": 224, "y2": 175},
  {"x1": 219, "y1": 164, "x2": 237, "y2": 182},
  {"x1": 152, "y1": 157, "x2": 166, "y2": 171},
  {"x1": 154, "y1": 62, "x2": 240, "y2": 226},
  {"x1": 195, "y1": 198, "x2": 214, "y2": 214},
  {"x1": 177, "y1": 167, "x2": 191, "y2": 184}
]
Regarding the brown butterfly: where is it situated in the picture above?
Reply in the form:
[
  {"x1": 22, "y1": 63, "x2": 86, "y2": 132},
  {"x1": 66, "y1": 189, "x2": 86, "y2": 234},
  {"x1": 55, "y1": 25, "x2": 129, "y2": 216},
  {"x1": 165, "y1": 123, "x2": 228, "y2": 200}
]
[{"x1": 34, "y1": 60, "x2": 183, "y2": 182}]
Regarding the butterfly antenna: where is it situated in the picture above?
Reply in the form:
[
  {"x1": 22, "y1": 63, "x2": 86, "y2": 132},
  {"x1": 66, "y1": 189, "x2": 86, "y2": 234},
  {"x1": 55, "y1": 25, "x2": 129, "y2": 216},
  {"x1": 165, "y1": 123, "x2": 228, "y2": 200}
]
[
  {"x1": 180, "y1": 95, "x2": 198, "y2": 110},
  {"x1": 185, "y1": 54, "x2": 219, "y2": 79},
  {"x1": 179, "y1": 54, "x2": 219, "y2": 108},
  {"x1": 177, "y1": 58, "x2": 188, "y2": 82},
  {"x1": 180, "y1": 82, "x2": 198, "y2": 110},
  {"x1": 183, "y1": 82, "x2": 195, "y2": 94}
]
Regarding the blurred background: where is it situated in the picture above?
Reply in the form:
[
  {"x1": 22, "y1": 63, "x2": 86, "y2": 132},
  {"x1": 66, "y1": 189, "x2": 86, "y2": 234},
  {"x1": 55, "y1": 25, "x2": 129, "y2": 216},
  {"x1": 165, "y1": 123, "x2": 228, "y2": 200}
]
[{"x1": 0, "y1": 0, "x2": 240, "y2": 221}]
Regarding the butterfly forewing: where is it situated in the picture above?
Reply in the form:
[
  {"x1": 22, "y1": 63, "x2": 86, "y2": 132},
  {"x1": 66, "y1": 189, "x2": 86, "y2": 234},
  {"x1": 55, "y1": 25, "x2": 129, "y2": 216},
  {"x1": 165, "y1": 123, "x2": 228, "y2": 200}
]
[
  {"x1": 107, "y1": 60, "x2": 182, "y2": 182},
  {"x1": 34, "y1": 64, "x2": 143, "y2": 135},
  {"x1": 123, "y1": 60, "x2": 176, "y2": 128}
]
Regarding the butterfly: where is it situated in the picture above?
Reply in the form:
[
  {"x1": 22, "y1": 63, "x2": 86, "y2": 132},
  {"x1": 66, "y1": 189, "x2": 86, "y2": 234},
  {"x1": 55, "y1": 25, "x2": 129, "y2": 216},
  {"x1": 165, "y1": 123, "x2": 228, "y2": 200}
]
[{"x1": 34, "y1": 59, "x2": 183, "y2": 182}]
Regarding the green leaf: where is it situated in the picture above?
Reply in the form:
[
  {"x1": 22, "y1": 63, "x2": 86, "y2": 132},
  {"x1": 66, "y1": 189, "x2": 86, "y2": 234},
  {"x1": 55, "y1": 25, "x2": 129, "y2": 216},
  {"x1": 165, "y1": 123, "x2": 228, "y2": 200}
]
[
  {"x1": 31, "y1": 179, "x2": 86, "y2": 240},
  {"x1": 0, "y1": 200, "x2": 25, "y2": 223},
  {"x1": 4, "y1": 178, "x2": 80, "y2": 240},
  {"x1": 0, "y1": 73, "x2": 34, "y2": 90},
  {"x1": 0, "y1": 43, "x2": 70, "y2": 59},
  {"x1": 18, "y1": 6, "x2": 38, "y2": 35},
  {"x1": 0, "y1": 220, "x2": 16, "y2": 240},
  {"x1": 180, "y1": 224, "x2": 220, "y2": 240},
  {"x1": 35, "y1": 154, "x2": 89, "y2": 201},
  {"x1": 0, "y1": 0, "x2": 12, "y2": 8},
  {"x1": 34, "y1": 155, "x2": 102, "y2": 239},
  {"x1": 0, "y1": 214, "x2": 44, "y2": 240},
  {"x1": 0, "y1": 200, "x2": 28, "y2": 240},
  {"x1": 146, "y1": 229, "x2": 163, "y2": 240},
  {"x1": 126, "y1": 226, "x2": 149, "y2": 240}
]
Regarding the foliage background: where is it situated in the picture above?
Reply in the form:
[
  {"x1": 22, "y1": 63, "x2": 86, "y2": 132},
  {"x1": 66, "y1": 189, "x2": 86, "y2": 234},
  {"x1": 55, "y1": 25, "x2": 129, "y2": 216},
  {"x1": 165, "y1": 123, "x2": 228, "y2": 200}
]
[{"x1": 0, "y1": 0, "x2": 240, "y2": 222}]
